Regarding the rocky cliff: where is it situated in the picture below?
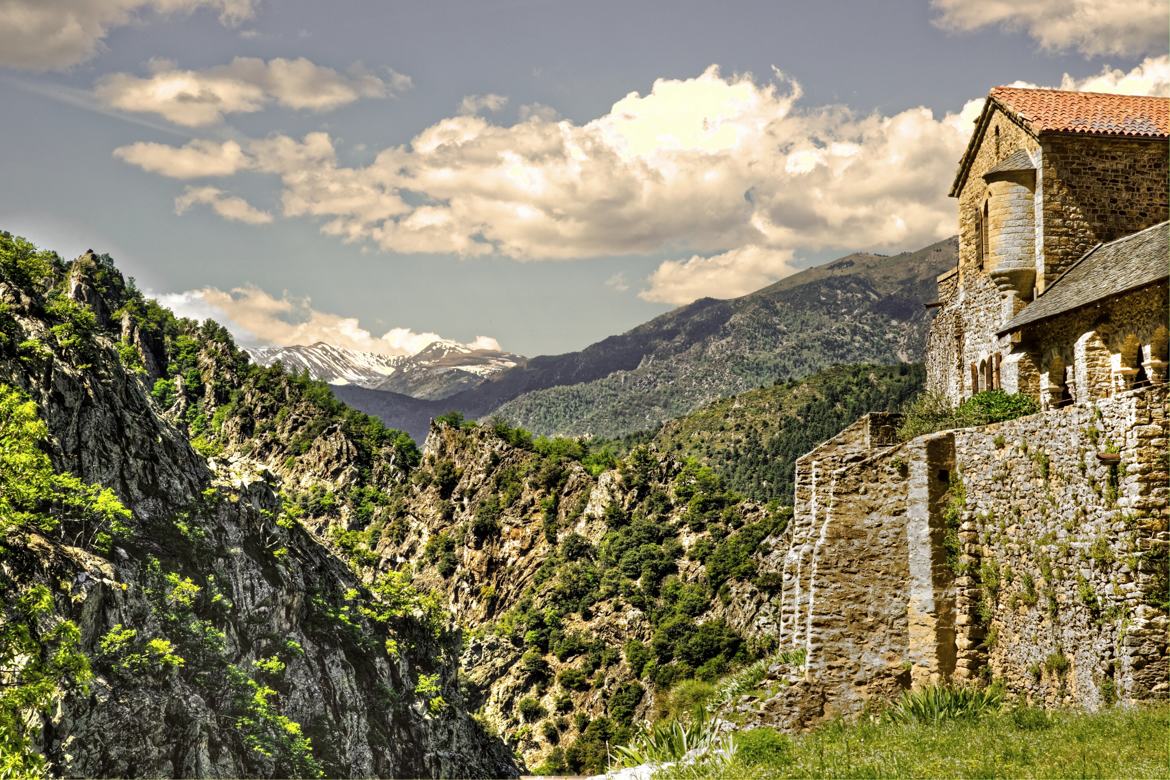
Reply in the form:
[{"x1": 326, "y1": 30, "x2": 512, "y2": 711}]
[{"x1": 0, "y1": 236, "x2": 516, "y2": 778}]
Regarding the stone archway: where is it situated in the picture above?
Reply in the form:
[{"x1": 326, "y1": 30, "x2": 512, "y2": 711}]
[
  {"x1": 1043, "y1": 354, "x2": 1070, "y2": 410},
  {"x1": 1075, "y1": 330, "x2": 1112, "y2": 402},
  {"x1": 1114, "y1": 334, "x2": 1144, "y2": 392}
]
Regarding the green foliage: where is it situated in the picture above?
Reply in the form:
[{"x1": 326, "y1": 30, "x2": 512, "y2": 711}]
[
  {"x1": 899, "y1": 390, "x2": 1039, "y2": 440},
  {"x1": 226, "y1": 664, "x2": 322, "y2": 777},
  {"x1": 659, "y1": 704, "x2": 1170, "y2": 780},
  {"x1": 607, "y1": 681, "x2": 646, "y2": 726},
  {"x1": 885, "y1": 684, "x2": 1002, "y2": 725},
  {"x1": 0, "y1": 384, "x2": 132, "y2": 551},
  {"x1": 734, "y1": 728, "x2": 792, "y2": 765},
  {"x1": 941, "y1": 474, "x2": 966, "y2": 576},
  {"x1": 472, "y1": 494, "x2": 502, "y2": 540},
  {"x1": 611, "y1": 709, "x2": 735, "y2": 771},
  {"x1": 0, "y1": 584, "x2": 92, "y2": 776},
  {"x1": 585, "y1": 363, "x2": 924, "y2": 502},
  {"x1": 0, "y1": 231, "x2": 60, "y2": 288},
  {"x1": 564, "y1": 717, "x2": 628, "y2": 775},
  {"x1": 97, "y1": 625, "x2": 186, "y2": 675},
  {"x1": 518, "y1": 696, "x2": 546, "y2": 722}
]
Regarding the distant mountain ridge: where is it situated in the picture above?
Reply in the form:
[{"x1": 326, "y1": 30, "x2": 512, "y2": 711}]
[
  {"x1": 247, "y1": 340, "x2": 524, "y2": 400},
  {"x1": 334, "y1": 236, "x2": 959, "y2": 440}
]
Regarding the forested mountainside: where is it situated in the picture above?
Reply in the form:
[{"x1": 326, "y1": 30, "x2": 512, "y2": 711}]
[
  {"x1": 0, "y1": 233, "x2": 942, "y2": 778},
  {"x1": 0, "y1": 235, "x2": 515, "y2": 778},
  {"x1": 647, "y1": 363, "x2": 925, "y2": 503},
  {"x1": 335, "y1": 237, "x2": 957, "y2": 440}
]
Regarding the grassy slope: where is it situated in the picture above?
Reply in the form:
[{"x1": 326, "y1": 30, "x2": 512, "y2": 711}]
[
  {"x1": 666, "y1": 704, "x2": 1170, "y2": 779},
  {"x1": 650, "y1": 363, "x2": 924, "y2": 503}
]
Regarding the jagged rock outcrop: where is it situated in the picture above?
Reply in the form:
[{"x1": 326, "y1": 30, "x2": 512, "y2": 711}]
[{"x1": 0, "y1": 237, "x2": 517, "y2": 778}]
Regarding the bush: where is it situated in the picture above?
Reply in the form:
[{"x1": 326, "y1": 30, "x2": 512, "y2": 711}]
[
  {"x1": 558, "y1": 666, "x2": 590, "y2": 691},
  {"x1": 1009, "y1": 704, "x2": 1052, "y2": 731},
  {"x1": 900, "y1": 390, "x2": 1039, "y2": 440},
  {"x1": 607, "y1": 681, "x2": 645, "y2": 726},
  {"x1": 885, "y1": 684, "x2": 1002, "y2": 724},
  {"x1": 735, "y1": 728, "x2": 791, "y2": 765},
  {"x1": 656, "y1": 678, "x2": 716, "y2": 722},
  {"x1": 518, "y1": 696, "x2": 546, "y2": 722}
]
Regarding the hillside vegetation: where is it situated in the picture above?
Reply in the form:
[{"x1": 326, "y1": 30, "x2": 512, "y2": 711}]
[
  {"x1": 0, "y1": 233, "x2": 514, "y2": 777},
  {"x1": 648, "y1": 363, "x2": 924, "y2": 503}
]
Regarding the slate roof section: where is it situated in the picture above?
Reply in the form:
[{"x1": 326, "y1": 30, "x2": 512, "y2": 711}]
[
  {"x1": 999, "y1": 221, "x2": 1170, "y2": 334},
  {"x1": 989, "y1": 87, "x2": 1170, "y2": 139},
  {"x1": 983, "y1": 149, "x2": 1036, "y2": 178}
]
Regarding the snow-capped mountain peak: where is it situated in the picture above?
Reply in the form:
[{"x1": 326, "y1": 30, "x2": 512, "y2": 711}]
[{"x1": 246, "y1": 340, "x2": 525, "y2": 399}]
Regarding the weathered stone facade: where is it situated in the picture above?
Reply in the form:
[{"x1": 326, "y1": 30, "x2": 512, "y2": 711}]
[
  {"x1": 763, "y1": 385, "x2": 1167, "y2": 722},
  {"x1": 770, "y1": 87, "x2": 1170, "y2": 724},
  {"x1": 928, "y1": 89, "x2": 1169, "y2": 406}
]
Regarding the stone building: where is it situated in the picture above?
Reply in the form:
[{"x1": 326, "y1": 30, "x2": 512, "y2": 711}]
[
  {"x1": 926, "y1": 87, "x2": 1169, "y2": 405},
  {"x1": 760, "y1": 87, "x2": 1169, "y2": 724}
]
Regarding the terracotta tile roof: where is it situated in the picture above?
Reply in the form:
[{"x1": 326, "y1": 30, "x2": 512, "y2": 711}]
[
  {"x1": 989, "y1": 87, "x2": 1170, "y2": 138},
  {"x1": 999, "y1": 221, "x2": 1169, "y2": 334}
]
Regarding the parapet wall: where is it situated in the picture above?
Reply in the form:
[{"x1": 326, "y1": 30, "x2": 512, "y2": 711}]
[{"x1": 773, "y1": 385, "x2": 1167, "y2": 722}]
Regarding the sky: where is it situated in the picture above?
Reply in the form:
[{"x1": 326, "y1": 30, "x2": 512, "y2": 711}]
[{"x1": 0, "y1": 1, "x2": 1166, "y2": 358}]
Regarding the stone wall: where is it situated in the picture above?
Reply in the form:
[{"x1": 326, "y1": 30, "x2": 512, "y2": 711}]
[
  {"x1": 950, "y1": 384, "x2": 1169, "y2": 707},
  {"x1": 1040, "y1": 135, "x2": 1169, "y2": 287},
  {"x1": 767, "y1": 385, "x2": 1168, "y2": 723}
]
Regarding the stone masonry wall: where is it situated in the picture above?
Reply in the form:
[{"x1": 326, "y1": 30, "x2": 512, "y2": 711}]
[
  {"x1": 950, "y1": 384, "x2": 1169, "y2": 708},
  {"x1": 771, "y1": 386, "x2": 1167, "y2": 722},
  {"x1": 1040, "y1": 135, "x2": 1169, "y2": 288}
]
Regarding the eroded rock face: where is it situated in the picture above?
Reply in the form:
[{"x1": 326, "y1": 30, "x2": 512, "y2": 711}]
[{"x1": 0, "y1": 257, "x2": 517, "y2": 779}]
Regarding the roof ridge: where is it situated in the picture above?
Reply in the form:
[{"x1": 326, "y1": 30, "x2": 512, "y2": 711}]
[{"x1": 991, "y1": 85, "x2": 1170, "y2": 100}]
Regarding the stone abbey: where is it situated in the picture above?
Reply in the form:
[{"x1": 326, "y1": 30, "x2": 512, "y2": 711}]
[
  {"x1": 928, "y1": 87, "x2": 1169, "y2": 408},
  {"x1": 771, "y1": 87, "x2": 1169, "y2": 723}
]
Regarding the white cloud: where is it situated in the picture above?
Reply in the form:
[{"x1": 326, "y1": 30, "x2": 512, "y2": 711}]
[
  {"x1": 156, "y1": 285, "x2": 501, "y2": 356},
  {"x1": 174, "y1": 186, "x2": 272, "y2": 224},
  {"x1": 117, "y1": 59, "x2": 1168, "y2": 305},
  {"x1": 931, "y1": 0, "x2": 1167, "y2": 57},
  {"x1": 639, "y1": 245, "x2": 797, "y2": 304},
  {"x1": 113, "y1": 139, "x2": 249, "y2": 178},
  {"x1": 458, "y1": 93, "x2": 508, "y2": 115},
  {"x1": 96, "y1": 57, "x2": 408, "y2": 126},
  {"x1": 1058, "y1": 55, "x2": 1170, "y2": 96},
  {"x1": 188, "y1": 65, "x2": 965, "y2": 265},
  {"x1": 0, "y1": 0, "x2": 257, "y2": 71},
  {"x1": 518, "y1": 103, "x2": 560, "y2": 122},
  {"x1": 605, "y1": 272, "x2": 630, "y2": 293}
]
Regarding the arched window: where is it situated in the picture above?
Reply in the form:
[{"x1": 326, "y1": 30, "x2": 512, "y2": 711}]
[
  {"x1": 993, "y1": 354, "x2": 1002, "y2": 390},
  {"x1": 970, "y1": 362, "x2": 980, "y2": 395},
  {"x1": 980, "y1": 359, "x2": 991, "y2": 392},
  {"x1": 993, "y1": 126, "x2": 1001, "y2": 157}
]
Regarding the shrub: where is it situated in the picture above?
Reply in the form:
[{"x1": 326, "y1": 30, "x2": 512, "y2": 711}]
[
  {"x1": 558, "y1": 666, "x2": 590, "y2": 691},
  {"x1": 899, "y1": 390, "x2": 1039, "y2": 440},
  {"x1": 611, "y1": 710, "x2": 734, "y2": 770},
  {"x1": 607, "y1": 681, "x2": 645, "y2": 726},
  {"x1": 518, "y1": 696, "x2": 546, "y2": 722},
  {"x1": 885, "y1": 684, "x2": 1002, "y2": 724},
  {"x1": 735, "y1": 728, "x2": 792, "y2": 765},
  {"x1": 1009, "y1": 704, "x2": 1052, "y2": 731}
]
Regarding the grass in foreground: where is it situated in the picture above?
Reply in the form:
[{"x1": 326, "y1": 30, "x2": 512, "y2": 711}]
[{"x1": 655, "y1": 703, "x2": 1170, "y2": 779}]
